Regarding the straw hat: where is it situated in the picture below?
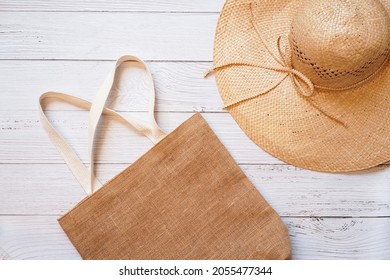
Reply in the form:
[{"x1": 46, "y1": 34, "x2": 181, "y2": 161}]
[{"x1": 208, "y1": 0, "x2": 390, "y2": 172}]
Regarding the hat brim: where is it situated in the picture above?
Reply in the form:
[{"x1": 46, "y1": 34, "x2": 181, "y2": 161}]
[{"x1": 213, "y1": 0, "x2": 390, "y2": 172}]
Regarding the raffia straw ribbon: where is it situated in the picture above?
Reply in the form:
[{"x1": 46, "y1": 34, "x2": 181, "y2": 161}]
[
  {"x1": 204, "y1": 35, "x2": 315, "y2": 102},
  {"x1": 204, "y1": 3, "x2": 347, "y2": 126}
]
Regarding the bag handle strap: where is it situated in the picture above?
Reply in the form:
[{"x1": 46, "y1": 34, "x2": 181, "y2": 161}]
[{"x1": 39, "y1": 55, "x2": 166, "y2": 195}]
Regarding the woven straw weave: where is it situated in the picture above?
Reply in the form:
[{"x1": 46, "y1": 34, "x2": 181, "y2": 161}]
[{"x1": 212, "y1": 0, "x2": 390, "y2": 172}]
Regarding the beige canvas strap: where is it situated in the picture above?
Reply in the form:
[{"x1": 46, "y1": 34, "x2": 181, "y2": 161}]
[{"x1": 39, "y1": 55, "x2": 166, "y2": 195}]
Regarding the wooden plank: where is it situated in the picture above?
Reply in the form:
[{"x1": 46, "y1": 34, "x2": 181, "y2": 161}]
[
  {"x1": 3, "y1": 109, "x2": 390, "y2": 166},
  {"x1": 1, "y1": 163, "x2": 389, "y2": 217},
  {"x1": 0, "y1": 60, "x2": 220, "y2": 112},
  {"x1": 285, "y1": 217, "x2": 390, "y2": 260},
  {"x1": 0, "y1": 111, "x2": 277, "y2": 165},
  {"x1": 0, "y1": 216, "x2": 388, "y2": 259},
  {"x1": 247, "y1": 164, "x2": 390, "y2": 217},
  {"x1": 0, "y1": 12, "x2": 218, "y2": 60},
  {"x1": 0, "y1": 216, "x2": 81, "y2": 260},
  {"x1": 0, "y1": 0, "x2": 224, "y2": 12}
]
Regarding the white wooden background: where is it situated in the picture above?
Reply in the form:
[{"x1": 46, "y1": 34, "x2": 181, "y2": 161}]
[{"x1": 0, "y1": 0, "x2": 389, "y2": 260}]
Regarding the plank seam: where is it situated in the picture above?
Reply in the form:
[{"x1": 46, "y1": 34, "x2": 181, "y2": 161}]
[
  {"x1": 1, "y1": 214, "x2": 389, "y2": 218},
  {"x1": 0, "y1": 59, "x2": 213, "y2": 62},
  {"x1": 0, "y1": 11, "x2": 220, "y2": 14},
  {"x1": 1, "y1": 162, "x2": 389, "y2": 166}
]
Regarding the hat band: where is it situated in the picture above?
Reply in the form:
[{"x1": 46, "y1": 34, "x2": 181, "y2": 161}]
[
  {"x1": 205, "y1": 36, "x2": 344, "y2": 127},
  {"x1": 205, "y1": 35, "x2": 316, "y2": 101},
  {"x1": 205, "y1": 3, "x2": 390, "y2": 127}
]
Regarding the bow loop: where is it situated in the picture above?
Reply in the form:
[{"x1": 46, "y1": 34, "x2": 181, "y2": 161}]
[
  {"x1": 204, "y1": 35, "x2": 316, "y2": 98},
  {"x1": 204, "y1": 2, "x2": 344, "y2": 126},
  {"x1": 275, "y1": 35, "x2": 315, "y2": 97},
  {"x1": 290, "y1": 69, "x2": 315, "y2": 97}
]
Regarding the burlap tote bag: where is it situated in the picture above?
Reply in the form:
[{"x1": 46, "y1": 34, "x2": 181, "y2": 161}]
[{"x1": 38, "y1": 56, "x2": 291, "y2": 260}]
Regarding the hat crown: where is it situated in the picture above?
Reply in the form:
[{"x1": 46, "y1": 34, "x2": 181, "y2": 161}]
[{"x1": 289, "y1": 0, "x2": 390, "y2": 89}]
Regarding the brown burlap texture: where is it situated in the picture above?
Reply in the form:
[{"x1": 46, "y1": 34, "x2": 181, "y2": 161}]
[{"x1": 59, "y1": 113, "x2": 291, "y2": 260}]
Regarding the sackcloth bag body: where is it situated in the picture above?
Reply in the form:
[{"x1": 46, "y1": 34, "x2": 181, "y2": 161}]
[{"x1": 39, "y1": 56, "x2": 291, "y2": 260}]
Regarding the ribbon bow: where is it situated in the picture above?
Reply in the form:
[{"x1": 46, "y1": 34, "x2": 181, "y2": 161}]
[
  {"x1": 204, "y1": 35, "x2": 315, "y2": 105},
  {"x1": 204, "y1": 3, "x2": 345, "y2": 126},
  {"x1": 204, "y1": 2, "x2": 316, "y2": 105}
]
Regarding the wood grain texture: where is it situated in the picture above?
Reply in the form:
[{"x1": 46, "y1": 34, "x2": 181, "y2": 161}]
[
  {"x1": 0, "y1": 216, "x2": 81, "y2": 260},
  {"x1": 285, "y1": 217, "x2": 390, "y2": 260},
  {"x1": 1, "y1": 216, "x2": 388, "y2": 259},
  {"x1": 1, "y1": 2, "x2": 389, "y2": 260},
  {"x1": 0, "y1": 163, "x2": 389, "y2": 217},
  {"x1": 0, "y1": 60, "x2": 220, "y2": 112},
  {"x1": 3, "y1": 109, "x2": 390, "y2": 165},
  {"x1": 0, "y1": 12, "x2": 217, "y2": 60},
  {"x1": 0, "y1": 111, "x2": 279, "y2": 165},
  {"x1": 0, "y1": 0, "x2": 224, "y2": 12}
]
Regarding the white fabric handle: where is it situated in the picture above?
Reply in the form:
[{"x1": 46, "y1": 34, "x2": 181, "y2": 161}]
[{"x1": 39, "y1": 55, "x2": 167, "y2": 195}]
